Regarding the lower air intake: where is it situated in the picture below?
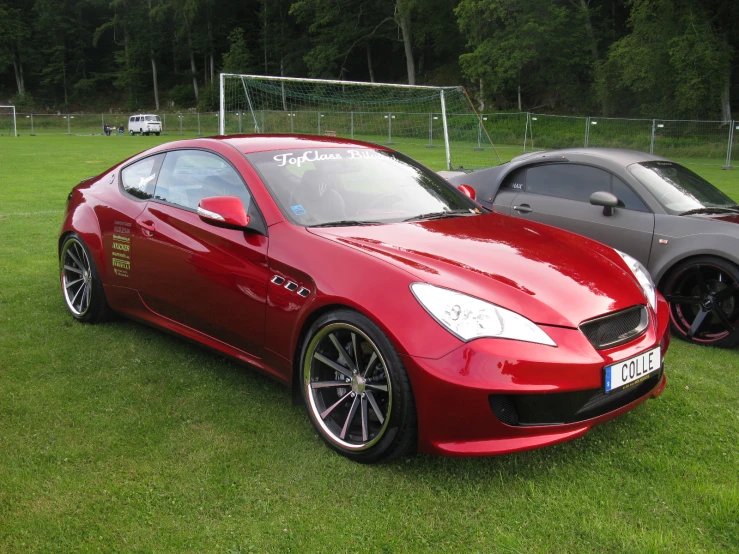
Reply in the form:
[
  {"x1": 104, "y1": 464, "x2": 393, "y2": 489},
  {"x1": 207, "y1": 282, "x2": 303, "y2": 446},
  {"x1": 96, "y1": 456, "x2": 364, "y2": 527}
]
[{"x1": 488, "y1": 395, "x2": 519, "y2": 426}]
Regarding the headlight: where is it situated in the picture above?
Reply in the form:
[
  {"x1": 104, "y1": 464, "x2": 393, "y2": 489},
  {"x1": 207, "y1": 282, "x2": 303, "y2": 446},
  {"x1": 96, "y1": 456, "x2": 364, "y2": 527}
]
[
  {"x1": 614, "y1": 250, "x2": 656, "y2": 310},
  {"x1": 410, "y1": 283, "x2": 556, "y2": 346}
]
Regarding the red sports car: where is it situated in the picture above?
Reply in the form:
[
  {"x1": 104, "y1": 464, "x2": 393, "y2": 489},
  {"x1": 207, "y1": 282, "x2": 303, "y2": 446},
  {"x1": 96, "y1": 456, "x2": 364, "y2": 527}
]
[{"x1": 59, "y1": 135, "x2": 669, "y2": 463}]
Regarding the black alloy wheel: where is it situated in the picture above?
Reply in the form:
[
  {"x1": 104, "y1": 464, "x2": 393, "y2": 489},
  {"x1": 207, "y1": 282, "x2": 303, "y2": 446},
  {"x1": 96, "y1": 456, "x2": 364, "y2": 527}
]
[{"x1": 663, "y1": 256, "x2": 739, "y2": 347}]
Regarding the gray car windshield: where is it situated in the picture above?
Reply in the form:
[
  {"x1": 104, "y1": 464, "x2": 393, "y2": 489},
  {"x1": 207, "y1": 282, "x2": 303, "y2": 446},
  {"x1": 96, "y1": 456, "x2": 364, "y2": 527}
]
[
  {"x1": 245, "y1": 148, "x2": 479, "y2": 226},
  {"x1": 629, "y1": 161, "x2": 735, "y2": 214}
]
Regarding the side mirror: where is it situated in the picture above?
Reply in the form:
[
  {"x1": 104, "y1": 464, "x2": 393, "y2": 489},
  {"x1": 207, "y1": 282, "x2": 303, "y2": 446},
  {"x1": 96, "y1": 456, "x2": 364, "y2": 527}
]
[
  {"x1": 458, "y1": 184, "x2": 476, "y2": 201},
  {"x1": 198, "y1": 196, "x2": 250, "y2": 229},
  {"x1": 590, "y1": 191, "x2": 619, "y2": 216}
]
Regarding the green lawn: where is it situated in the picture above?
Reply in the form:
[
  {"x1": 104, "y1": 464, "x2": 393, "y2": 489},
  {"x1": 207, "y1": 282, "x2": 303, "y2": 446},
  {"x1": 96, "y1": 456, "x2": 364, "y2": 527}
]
[{"x1": 1, "y1": 135, "x2": 738, "y2": 553}]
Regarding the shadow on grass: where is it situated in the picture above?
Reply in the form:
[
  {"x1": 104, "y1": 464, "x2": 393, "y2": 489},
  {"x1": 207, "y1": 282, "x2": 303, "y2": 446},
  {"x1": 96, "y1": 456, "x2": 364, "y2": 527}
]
[{"x1": 96, "y1": 314, "x2": 656, "y2": 488}]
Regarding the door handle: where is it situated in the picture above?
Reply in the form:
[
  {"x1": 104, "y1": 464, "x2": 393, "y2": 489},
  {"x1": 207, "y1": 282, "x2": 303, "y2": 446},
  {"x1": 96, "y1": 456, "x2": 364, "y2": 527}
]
[
  {"x1": 138, "y1": 220, "x2": 156, "y2": 236},
  {"x1": 513, "y1": 204, "x2": 533, "y2": 214}
]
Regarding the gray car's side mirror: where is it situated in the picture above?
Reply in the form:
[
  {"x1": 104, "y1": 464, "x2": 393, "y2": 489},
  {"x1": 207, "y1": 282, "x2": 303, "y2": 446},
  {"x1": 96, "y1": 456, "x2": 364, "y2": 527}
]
[{"x1": 590, "y1": 191, "x2": 619, "y2": 216}]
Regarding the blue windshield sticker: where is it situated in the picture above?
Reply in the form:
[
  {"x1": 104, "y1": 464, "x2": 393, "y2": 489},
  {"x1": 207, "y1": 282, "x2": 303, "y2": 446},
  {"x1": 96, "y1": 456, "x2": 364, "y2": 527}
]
[{"x1": 291, "y1": 204, "x2": 307, "y2": 216}]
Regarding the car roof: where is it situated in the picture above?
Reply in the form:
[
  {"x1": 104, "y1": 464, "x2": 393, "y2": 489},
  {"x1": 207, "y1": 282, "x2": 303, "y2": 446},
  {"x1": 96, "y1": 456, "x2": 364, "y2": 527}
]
[
  {"x1": 215, "y1": 134, "x2": 390, "y2": 154},
  {"x1": 512, "y1": 147, "x2": 670, "y2": 166}
]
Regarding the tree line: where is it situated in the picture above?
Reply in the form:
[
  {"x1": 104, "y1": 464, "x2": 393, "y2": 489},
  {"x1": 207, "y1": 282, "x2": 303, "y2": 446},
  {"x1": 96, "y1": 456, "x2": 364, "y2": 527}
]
[{"x1": 0, "y1": 0, "x2": 736, "y2": 119}]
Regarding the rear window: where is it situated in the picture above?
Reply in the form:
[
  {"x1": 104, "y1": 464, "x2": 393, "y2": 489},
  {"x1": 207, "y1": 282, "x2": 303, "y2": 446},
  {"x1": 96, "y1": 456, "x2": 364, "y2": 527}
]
[{"x1": 121, "y1": 154, "x2": 164, "y2": 200}]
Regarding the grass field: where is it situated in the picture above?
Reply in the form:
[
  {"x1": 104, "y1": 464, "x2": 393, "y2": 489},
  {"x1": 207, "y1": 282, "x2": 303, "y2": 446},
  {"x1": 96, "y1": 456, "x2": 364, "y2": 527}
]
[{"x1": 1, "y1": 135, "x2": 738, "y2": 553}]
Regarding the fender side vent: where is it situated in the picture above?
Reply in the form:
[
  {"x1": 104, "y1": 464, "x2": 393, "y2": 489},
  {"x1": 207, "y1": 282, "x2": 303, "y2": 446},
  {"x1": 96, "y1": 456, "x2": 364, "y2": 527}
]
[
  {"x1": 297, "y1": 287, "x2": 311, "y2": 298},
  {"x1": 271, "y1": 275, "x2": 285, "y2": 285},
  {"x1": 285, "y1": 281, "x2": 298, "y2": 292}
]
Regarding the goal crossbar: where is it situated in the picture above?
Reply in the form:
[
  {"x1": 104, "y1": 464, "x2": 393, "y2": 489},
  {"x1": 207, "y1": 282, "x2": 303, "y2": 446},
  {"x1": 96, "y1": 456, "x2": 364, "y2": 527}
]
[{"x1": 219, "y1": 73, "x2": 460, "y2": 91}]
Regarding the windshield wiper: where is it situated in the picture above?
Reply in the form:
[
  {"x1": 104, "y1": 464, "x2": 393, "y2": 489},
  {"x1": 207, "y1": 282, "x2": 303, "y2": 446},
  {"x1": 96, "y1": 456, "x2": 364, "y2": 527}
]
[
  {"x1": 403, "y1": 210, "x2": 477, "y2": 223},
  {"x1": 679, "y1": 206, "x2": 739, "y2": 216},
  {"x1": 308, "y1": 220, "x2": 383, "y2": 228}
]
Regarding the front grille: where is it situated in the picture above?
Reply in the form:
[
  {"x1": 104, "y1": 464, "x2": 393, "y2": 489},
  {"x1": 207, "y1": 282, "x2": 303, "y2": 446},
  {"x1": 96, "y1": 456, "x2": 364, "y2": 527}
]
[
  {"x1": 580, "y1": 306, "x2": 649, "y2": 349},
  {"x1": 488, "y1": 366, "x2": 663, "y2": 426}
]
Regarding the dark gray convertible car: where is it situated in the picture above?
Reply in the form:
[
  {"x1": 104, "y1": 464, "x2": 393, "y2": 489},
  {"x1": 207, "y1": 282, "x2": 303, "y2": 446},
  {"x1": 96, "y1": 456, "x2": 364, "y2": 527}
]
[{"x1": 448, "y1": 148, "x2": 739, "y2": 348}]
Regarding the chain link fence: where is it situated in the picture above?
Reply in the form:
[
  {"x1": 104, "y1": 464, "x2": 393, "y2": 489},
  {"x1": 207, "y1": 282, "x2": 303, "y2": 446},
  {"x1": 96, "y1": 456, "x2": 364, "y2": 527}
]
[
  {"x1": 3, "y1": 110, "x2": 737, "y2": 168},
  {"x1": 521, "y1": 113, "x2": 735, "y2": 167},
  {"x1": 4, "y1": 112, "x2": 222, "y2": 137}
]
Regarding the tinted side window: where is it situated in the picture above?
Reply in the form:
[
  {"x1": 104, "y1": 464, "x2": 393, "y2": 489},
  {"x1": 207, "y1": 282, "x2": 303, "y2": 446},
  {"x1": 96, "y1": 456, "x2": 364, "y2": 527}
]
[
  {"x1": 500, "y1": 168, "x2": 526, "y2": 192},
  {"x1": 612, "y1": 177, "x2": 649, "y2": 212},
  {"x1": 120, "y1": 154, "x2": 164, "y2": 200},
  {"x1": 526, "y1": 164, "x2": 611, "y2": 202},
  {"x1": 154, "y1": 150, "x2": 252, "y2": 212}
]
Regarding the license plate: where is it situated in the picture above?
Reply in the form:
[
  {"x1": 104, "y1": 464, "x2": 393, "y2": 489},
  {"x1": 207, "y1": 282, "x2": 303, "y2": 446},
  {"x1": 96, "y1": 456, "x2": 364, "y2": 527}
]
[{"x1": 604, "y1": 346, "x2": 661, "y2": 393}]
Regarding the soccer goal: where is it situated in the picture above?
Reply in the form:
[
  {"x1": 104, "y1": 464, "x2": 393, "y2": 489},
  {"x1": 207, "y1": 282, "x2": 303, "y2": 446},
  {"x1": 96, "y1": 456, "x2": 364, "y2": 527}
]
[
  {"x1": 0, "y1": 105, "x2": 17, "y2": 137},
  {"x1": 219, "y1": 74, "x2": 500, "y2": 170}
]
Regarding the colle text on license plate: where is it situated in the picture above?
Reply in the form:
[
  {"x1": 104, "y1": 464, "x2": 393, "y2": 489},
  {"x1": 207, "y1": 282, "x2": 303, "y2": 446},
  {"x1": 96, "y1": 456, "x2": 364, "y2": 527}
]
[{"x1": 604, "y1": 346, "x2": 661, "y2": 393}]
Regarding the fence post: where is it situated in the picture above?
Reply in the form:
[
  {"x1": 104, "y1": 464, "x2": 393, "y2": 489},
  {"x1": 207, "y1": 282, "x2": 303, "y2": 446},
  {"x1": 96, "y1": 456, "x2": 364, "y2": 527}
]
[
  {"x1": 584, "y1": 116, "x2": 590, "y2": 147},
  {"x1": 650, "y1": 119, "x2": 656, "y2": 154},
  {"x1": 30, "y1": 113, "x2": 34, "y2": 136},
  {"x1": 426, "y1": 113, "x2": 435, "y2": 148},
  {"x1": 317, "y1": 112, "x2": 321, "y2": 135},
  {"x1": 179, "y1": 113, "x2": 183, "y2": 136},
  {"x1": 101, "y1": 114, "x2": 104, "y2": 134},
  {"x1": 350, "y1": 111, "x2": 354, "y2": 139},
  {"x1": 474, "y1": 115, "x2": 484, "y2": 151},
  {"x1": 67, "y1": 114, "x2": 71, "y2": 135},
  {"x1": 240, "y1": 112, "x2": 243, "y2": 133},
  {"x1": 385, "y1": 112, "x2": 394, "y2": 145},
  {"x1": 523, "y1": 112, "x2": 530, "y2": 152},
  {"x1": 724, "y1": 121, "x2": 735, "y2": 169},
  {"x1": 197, "y1": 112, "x2": 202, "y2": 136},
  {"x1": 261, "y1": 109, "x2": 265, "y2": 133}
]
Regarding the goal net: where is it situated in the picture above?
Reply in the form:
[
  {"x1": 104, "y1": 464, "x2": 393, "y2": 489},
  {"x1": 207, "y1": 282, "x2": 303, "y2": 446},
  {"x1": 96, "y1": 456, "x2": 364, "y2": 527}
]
[
  {"x1": 219, "y1": 74, "x2": 500, "y2": 171},
  {"x1": 0, "y1": 105, "x2": 17, "y2": 137}
]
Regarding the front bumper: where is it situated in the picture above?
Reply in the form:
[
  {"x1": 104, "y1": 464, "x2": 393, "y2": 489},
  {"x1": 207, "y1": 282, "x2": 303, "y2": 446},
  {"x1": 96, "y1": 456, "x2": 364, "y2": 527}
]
[{"x1": 402, "y1": 295, "x2": 670, "y2": 457}]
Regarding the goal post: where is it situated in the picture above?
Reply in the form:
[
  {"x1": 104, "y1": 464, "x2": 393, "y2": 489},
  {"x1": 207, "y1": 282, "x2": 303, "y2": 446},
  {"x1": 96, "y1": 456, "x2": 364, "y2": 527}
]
[
  {"x1": 219, "y1": 74, "x2": 500, "y2": 170},
  {"x1": 0, "y1": 105, "x2": 17, "y2": 137}
]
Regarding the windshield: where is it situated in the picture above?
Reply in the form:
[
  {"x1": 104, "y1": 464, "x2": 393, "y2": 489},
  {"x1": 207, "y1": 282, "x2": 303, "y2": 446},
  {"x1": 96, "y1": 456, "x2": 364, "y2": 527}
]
[
  {"x1": 245, "y1": 147, "x2": 479, "y2": 226},
  {"x1": 145, "y1": 116, "x2": 160, "y2": 122},
  {"x1": 629, "y1": 161, "x2": 735, "y2": 213}
]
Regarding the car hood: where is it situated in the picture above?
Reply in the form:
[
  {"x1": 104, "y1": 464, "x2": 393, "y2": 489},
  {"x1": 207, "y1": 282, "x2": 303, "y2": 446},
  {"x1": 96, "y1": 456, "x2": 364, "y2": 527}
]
[{"x1": 308, "y1": 213, "x2": 648, "y2": 328}]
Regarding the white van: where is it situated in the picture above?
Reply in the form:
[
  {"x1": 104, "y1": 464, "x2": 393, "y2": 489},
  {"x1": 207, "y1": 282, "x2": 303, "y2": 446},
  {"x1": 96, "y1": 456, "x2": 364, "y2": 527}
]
[{"x1": 128, "y1": 114, "x2": 162, "y2": 136}]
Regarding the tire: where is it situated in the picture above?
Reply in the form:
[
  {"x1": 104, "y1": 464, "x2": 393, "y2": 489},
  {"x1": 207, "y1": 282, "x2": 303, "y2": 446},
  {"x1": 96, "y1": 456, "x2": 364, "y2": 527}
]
[
  {"x1": 662, "y1": 255, "x2": 739, "y2": 348},
  {"x1": 129, "y1": 130, "x2": 134, "y2": 136},
  {"x1": 60, "y1": 234, "x2": 113, "y2": 323},
  {"x1": 299, "y1": 309, "x2": 417, "y2": 463},
  {"x1": 155, "y1": 132, "x2": 160, "y2": 136}
]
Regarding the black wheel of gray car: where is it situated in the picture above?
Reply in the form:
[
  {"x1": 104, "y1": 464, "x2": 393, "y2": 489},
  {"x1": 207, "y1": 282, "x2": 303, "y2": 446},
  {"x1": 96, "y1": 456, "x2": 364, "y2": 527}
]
[
  {"x1": 300, "y1": 310, "x2": 417, "y2": 463},
  {"x1": 663, "y1": 256, "x2": 739, "y2": 348},
  {"x1": 60, "y1": 234, "x2": 112, "y2": 323}
]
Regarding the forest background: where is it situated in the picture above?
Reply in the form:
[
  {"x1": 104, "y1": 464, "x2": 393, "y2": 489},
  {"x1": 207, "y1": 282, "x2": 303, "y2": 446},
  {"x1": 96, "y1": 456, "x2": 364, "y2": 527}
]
[{"x1": 0, "y1": 0, "x2": 737, "y2": 120}]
